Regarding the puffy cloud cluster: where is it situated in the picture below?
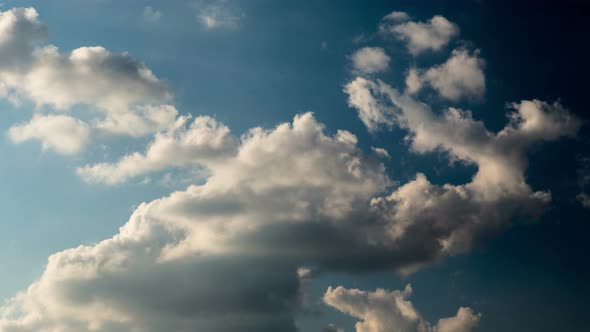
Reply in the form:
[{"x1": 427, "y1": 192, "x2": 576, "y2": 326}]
[
  {"x1": 78, "y1": 115, "x2": 237, "y2": 184},
  {"x1": 351, "y1": 47, "x2": 391, "y2": 75},
  {"x1": 0, "y1": 7, "x2": 174, "y2": 153},
  {"x1": 380, "y1": 12, "x2": 459, "y2": 55},
  {"x1": 405, "y1": 49, "x2": 485, "y2": 101},
  {"x1": 324, "y1": 284, "x2": 480, "y2": 332},
  {"x1": 346, "y1": 77, "x2": 580, "y2": 253}
]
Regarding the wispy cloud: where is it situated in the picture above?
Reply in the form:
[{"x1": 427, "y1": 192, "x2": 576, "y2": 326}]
[
  {"x1": 194, "y1": 0, "x2": 242, "y2": 30},
  {"x1": 142, "y1": 6, "x2": 162, "y2": 23}
]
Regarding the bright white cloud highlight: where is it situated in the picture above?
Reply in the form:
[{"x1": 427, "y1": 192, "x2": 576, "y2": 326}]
[
  {"x1": 351, "y1": 47, "x2": 391, "y2": 74},
  {"x1": 381, "y1": 14, "x2": 459, "y2": 55},
  {"x1": 324, "y1": 284, "x2": 480, "y2": 332},
  {"x1": 406, "y1": 49, "x2": 485, "y2": 100},
  {"x1": 7, "y1": 114, "x2": 90, "y2": 155},
  {"x1": 78, "y1": 115, "x2": 236, "y2": 184}
]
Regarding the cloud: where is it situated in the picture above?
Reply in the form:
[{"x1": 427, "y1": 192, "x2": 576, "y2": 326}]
[
  {"x1": 372, "y1": 146, "x2": 390, "y2": 159},
  {"x1": 0, "y1": 99, "x2": 578, "y2": 330},
  {"x1": 406, "y1": 49, "x2": 485, "y2": 101},
  {"x1": 324, "y1": 284, "x2": 480, "y2": 332},
  {"x1": 195, "y1": 0, "x2": 241, "y2": 30},
  {"x1": 0, "y1": 7, "x2": 582, "y2": 332},
  {"x1": 346, "y1": 77, "x2": 580, "y2": 254},
  {"x1": 576, "y1": 156, "x2": 590, "y2": 208},
  {"x1": 380, "y1": 14, "x2": 459, "y2": 55},
  {"x1": 7, "y1": 114, "x2": 90, "y2": 155},
  {"x1": 78, "y1": 115, "x2": 236, "y2": 184},
  {"x1": 94, "y1": 104, "x2": 179, "y2": 137},
  {"x1": 382, "y1": 11, "x2": 410, "y2": 23},
  {"x1": 344, "y1": 79, "x2": 396, "y2": 132},
  {"x1": 0, "y1": 7, "x2": 174, "y2": 144},
  {"x1": 0, "y1": 7, "x2": 47, "y2": 70},
  {"x1": 142, "y1": 6, "x2": 162, "y2": 23},
  {"x1": 0, "y1": 113, "x2": 393, "y2": 332},
  {"x1": 351, "y1": 47, "x2": 391, "y2": 75}
]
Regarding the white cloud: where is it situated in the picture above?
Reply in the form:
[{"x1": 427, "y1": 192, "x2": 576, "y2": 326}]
[
  {"x1": 195, "y1": 0, "x2": 241, "y2": 30},
  {"x1": 0, "y1": 8, "x2": 582, "y2": 332},
  {"x1": 406, "y1": 49, "x2": 485, "y2": 101},
  {"x1": 0, "y1": 7, "x2": 47, "y2": 70},
  {"x1": 381, "y1": 15, "x2": 459, "y2": 55},
  {"x1": 142, "y1": 6, "x2": 162, "y2": 23},
  {"x1": 0, "y1": 101, "x2": 578, "y2": 330},
  {"x1": 382, "y1": 11, "x2": 410, "y2": 23},
  {"x1": 94, "y1": 104, "x2": 179, "y2": 137},
  {"x1": 351, "y1": 47, "x2": 391, "y2": 75},
  {"x1": 0, "y1": 7, "x2": 174, "y2": 143},
  {"x1": 0, "y1": 113, "x2": 393, "y2": 332},
  {"x1": 346, "y1": 77, "x2": 580, "y2": 253},
  {"x1": 7, "y1": 114, "x2": 90, "y2": 155},
  {"x1": 372, "y1": 146, "x2": 390, "y2": 159},
  {"x1": 78, "y1": 115, "x2": 236, "y2": 184},
  {"x1": 324, "y1": 284, "x2": 480, "y2": 332},
  {"x1": 344, "y1": 78, "x2": 396, "y2": 132}
]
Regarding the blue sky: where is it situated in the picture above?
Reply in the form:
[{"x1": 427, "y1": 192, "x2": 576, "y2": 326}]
[{"x1": 0, "y1": 1, "x2": 588, "y2": 331}]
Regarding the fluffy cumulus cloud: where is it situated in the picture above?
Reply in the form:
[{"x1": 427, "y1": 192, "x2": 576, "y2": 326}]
[
  {"x1": 324, "y1": 284, "x2": 480, "y2": 332},
  {"x1": 346, "y1": 77, "x2": 580, "y2": 254},
  {"x1": 351, "y1": 47, "x2": 391, "y2": 75},
  {"x1": 0, "y1": 113, "x2": 392, "y2": 332},
  {"x1": 78, "y1": 115, "x2": 237, "y2": 184},
  {"x1": 406, "y1": 49, "x2": 485, "y2": 100},
  {"x1": 7, "y1": 114, "x2": 90, "y2": 155},
  {"x1": 0, "y1": 7, "x2": 174, "y2": 153},
  {"x1": 380, "y1": 13, "x2": 459, "y2": 55}
]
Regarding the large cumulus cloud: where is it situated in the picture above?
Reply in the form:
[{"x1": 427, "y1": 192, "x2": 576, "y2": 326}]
[{"x1": 0, "y1": 100, "x2": 578, "y2": 331}]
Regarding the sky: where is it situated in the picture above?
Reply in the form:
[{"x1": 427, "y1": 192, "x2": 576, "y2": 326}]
[{"x1": 0, "y1": 1, "x2": 589, "y2": 331}]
